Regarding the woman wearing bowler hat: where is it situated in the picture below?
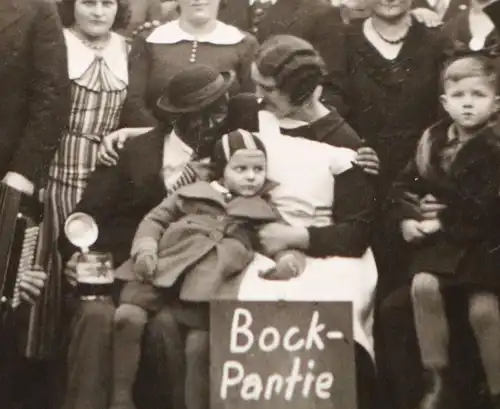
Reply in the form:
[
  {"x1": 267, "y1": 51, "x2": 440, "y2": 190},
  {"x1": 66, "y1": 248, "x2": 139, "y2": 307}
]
[{"x1": 60, "y1": 64, "x2": 232, "y2": 409}]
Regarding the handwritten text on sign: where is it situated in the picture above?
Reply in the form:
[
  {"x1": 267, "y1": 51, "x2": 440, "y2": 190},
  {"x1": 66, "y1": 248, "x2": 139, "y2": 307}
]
[{"x1": 210, "y1": 301, "x2": 357, "y2": 409}]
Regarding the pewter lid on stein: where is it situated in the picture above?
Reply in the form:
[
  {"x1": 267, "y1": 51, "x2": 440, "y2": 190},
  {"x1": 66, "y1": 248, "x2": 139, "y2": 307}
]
[{"x1": 64, "y1": 212, "x2": 98, "y2": 253}]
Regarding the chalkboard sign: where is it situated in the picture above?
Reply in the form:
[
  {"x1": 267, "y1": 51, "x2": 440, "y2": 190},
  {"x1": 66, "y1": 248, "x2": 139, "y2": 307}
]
[{"x1": 210, "y1": 301, "x2": 357, "y2": 409}]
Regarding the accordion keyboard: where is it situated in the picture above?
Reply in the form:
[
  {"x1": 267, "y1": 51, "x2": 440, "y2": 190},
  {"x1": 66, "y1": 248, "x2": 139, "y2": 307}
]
[{"x1": 11, "y1": 223, "x2": 40, "y2": 308}]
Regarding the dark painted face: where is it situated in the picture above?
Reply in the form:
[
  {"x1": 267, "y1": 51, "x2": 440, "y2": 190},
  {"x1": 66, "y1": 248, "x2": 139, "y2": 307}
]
[{"x1": 173, "y1": 94, "x2": 229, "y2": 158}]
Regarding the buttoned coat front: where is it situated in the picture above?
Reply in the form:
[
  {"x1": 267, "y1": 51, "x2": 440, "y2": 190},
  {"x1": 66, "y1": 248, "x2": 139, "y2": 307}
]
[
  {"x1": 391, "y1": 120, "x2": 500, "y2": 288},
  {"x1": 125, "y1": 181, "x2": 279, "y2": 301}
]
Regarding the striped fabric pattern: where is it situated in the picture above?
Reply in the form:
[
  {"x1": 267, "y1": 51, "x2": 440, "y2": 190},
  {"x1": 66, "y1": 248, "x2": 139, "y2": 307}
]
[
  {"x1": 48, "y1": 60, "x2": 127, "y2": 233},
  {"x1": 30, "y1": 49, "x2": 127, "y2": 358}
]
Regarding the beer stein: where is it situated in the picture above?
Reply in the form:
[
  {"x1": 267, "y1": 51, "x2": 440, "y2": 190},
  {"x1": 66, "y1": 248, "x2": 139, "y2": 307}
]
[
  {"x1": 64, "y1": 212, "x2": 114, "y2": 300},
  {"x1": 76, "y1": 252, "x2": 114, "y2": 300}
]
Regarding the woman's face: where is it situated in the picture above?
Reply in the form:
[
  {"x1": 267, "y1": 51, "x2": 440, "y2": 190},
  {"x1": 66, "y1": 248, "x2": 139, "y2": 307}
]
[
  {"x1": 177, "y1": 0, "x2": 221, "y2": 25},
  {"x1": 73, "y1": 0, "x2": 118, "y2": 38},
  {"x1": 371, "y1": 0, "x2": 412, "y2": 21},
  {"x1": 251, "y1": 63, "x2": 296, "y2": 119}
]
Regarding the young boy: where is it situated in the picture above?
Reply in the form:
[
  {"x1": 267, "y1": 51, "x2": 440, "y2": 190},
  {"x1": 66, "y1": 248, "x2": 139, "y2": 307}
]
[
  {"x1": 394, "y1": 54, "x2": 500, "y2": 409},
  {"x1": 110, "y1": 129, "x2": 305, "y2": 409}
]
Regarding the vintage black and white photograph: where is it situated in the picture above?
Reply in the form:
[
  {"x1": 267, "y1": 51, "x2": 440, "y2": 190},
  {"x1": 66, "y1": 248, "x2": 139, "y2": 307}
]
[{"x1": 0, "y1": 0, "x2": 499, "y2": 408}]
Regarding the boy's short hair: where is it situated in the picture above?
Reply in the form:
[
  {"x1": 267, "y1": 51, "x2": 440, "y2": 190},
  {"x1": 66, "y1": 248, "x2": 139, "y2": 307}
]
[{"x1": 441, "y1": 54, "x2": 498, "y2": 91}]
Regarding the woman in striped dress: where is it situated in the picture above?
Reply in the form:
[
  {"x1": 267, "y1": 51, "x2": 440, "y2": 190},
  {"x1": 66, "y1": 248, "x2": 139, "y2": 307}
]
[{"x1": 31, "y1": 0, "x2": 132, "y2": 359}]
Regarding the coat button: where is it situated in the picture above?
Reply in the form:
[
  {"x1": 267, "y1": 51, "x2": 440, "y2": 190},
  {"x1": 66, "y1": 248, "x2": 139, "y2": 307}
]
[{"x1": 209, "y1": 230, "x2": 224, "y2": 242}]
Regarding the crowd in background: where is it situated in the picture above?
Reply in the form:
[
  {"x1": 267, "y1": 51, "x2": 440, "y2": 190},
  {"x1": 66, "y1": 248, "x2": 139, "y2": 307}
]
[{"x1": 1, "y1": 1, "x2": 500, "y2": 409}]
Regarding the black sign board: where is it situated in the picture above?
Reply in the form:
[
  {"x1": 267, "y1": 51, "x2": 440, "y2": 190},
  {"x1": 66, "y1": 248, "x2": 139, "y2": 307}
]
[{"x1": 210, "y1": 301, "x2": 357, "y2": 409}]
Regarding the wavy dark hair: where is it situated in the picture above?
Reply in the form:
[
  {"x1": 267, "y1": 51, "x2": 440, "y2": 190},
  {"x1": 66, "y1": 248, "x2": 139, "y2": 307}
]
[
  {"x1": 58, "y1": 0, "x2": 131, "y2": 30},
  {"x1": 255, "y1": 35, "x2": 326, "y2": 107}
]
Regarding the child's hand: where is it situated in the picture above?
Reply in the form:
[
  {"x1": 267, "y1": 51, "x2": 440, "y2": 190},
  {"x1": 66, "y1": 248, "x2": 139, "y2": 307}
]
[
  {"x1": 259, "y1": 251, "x2": 305, "y2": 281},
  {"x1": 133, "y1": 250, "x2": 158, "y2": 282},
  {"x1": 419, "y1": 219, "x2": 442, "y2": 235},
  {"x1": 401, "y1": 219, "x2": 427, "y2": 242}
]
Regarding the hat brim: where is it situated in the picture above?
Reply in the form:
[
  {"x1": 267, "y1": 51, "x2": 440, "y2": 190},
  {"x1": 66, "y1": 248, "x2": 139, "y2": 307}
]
[{"x1": 156, "y1": 70, "x2": 235, "y2": 114}]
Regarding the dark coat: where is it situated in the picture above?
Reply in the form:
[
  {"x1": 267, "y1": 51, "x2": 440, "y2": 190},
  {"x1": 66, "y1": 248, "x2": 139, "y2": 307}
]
[
  {"x1": 120, "y1": 181, "x2": 278, "y2": 301},
  {"x1": 392, "y1": 119, "x2": 500, "y2": 288},
  {"x1": 0, "y1": 0, "x2": 69, "y2": 187},
  {"x1": 60, "y1": 126, "x2": 211, "y2": 267},
  {"x1": 218, "y1": 0, "x2": 346, "y2": 109}
]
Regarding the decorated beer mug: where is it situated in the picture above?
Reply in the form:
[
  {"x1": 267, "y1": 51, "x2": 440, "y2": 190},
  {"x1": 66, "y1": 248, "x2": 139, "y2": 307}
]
[
  {"x1": 76, "y1": 252, "x2": 114, "y2": 299},
  {"x1": 64, "y1": 212, "x2": 114, "y2": 300}
]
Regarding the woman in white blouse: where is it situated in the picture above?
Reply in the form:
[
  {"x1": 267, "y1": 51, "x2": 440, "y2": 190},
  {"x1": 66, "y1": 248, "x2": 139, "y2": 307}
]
[{"x1": 42, "y1": 1, "x2": 132, "y2": 409}]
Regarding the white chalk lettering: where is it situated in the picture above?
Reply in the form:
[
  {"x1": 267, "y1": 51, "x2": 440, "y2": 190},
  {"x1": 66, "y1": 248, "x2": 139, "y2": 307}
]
[
  {"x1": 283, "y1": 326, "x2": 304, "y2": 352},
  {"x1": 230, "y1": 308, "x2": 254, "y2": 354},
  {"x1": 315, "y1": 372, "x2": 334, "y2": 399},
  {"x1": 305, "y1": 311, "x2": 326, "y2": 350},
  {"x1": 264, "y1": 374, "x2": 284, "y2": 399},
  {"x1": 302, "y1": 359, "x2": 316, "y2": 397},
  {"x1": 220, "y1": 360, "x2": 244, "y2": 399},
  {"x1": 258, "y1": 327, "x2": 280, "y2": 352},
  {"x1": 218, "y1": 358, "x2": 335, "y2": 401},
  {"x1": 284, "y1": 357, "x2": 304, "y2": 400},
  {"x1": 241, "y1": 373, "x2": 262, "y2": 400}
]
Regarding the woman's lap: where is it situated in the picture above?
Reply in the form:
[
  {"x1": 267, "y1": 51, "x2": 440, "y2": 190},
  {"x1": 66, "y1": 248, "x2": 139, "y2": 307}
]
[{"x1": 224, "y1": 250, "x2": 378, "y2": 359}]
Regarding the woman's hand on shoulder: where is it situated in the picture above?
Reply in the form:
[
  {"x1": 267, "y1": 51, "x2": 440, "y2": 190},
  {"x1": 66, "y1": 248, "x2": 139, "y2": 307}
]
[
  {"x1": 98, "y1": 129, "x2": 128, "y2": 167},
  {"x1": 353, "y1": 146, "x2": 380, "y2": 176},
  {"x1": 98, "y1": 127, "x2": 153, "y2": 167},
  {"x1": 411, "y1": 8, "x2": 442, "y2": 28}
]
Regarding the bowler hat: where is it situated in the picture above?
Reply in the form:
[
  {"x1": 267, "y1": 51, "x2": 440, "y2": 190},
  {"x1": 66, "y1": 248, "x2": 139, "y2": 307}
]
[{"x1": 157, "y1": 65, "x2": 235, "y2": 114}]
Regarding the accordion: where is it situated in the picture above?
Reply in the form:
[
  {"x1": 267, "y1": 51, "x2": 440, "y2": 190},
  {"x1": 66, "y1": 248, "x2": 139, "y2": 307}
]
[{"x1": 0, "y1": 184, "x2": 43, "y2": 356}]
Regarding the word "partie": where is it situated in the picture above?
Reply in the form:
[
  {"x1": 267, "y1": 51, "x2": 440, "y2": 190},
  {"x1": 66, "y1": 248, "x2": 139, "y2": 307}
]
[{"x1": 219, "y1": 307, "x2": 345, "y2": 401}]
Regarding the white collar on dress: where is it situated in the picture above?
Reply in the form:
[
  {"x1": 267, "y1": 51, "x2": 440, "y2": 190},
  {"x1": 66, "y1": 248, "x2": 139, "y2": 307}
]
[
  {"x1": 63, "y1": 29, "x2": 128, "y2": 83},
  {"x1": 146, "y1": 20, "x2": 245, "y2": 45}
]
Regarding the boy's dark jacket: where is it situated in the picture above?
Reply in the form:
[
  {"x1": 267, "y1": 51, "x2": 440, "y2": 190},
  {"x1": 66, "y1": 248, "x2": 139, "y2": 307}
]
[
  {"x1": 391, "y1": 118, "x2": 500, "y2": 280},
  {"x1": 116, "y1": 181, "x2": 278, "y2": 301}
]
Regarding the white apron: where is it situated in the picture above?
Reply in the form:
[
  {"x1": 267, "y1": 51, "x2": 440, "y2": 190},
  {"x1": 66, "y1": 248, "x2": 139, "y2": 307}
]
[{"x1": 225, "y1": 111, "x2": 378, "y2": 360}]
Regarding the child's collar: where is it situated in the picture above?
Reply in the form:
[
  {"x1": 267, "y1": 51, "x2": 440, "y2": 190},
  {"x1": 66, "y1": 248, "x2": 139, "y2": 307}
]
[{"x1": 210, "y1": 179, "x2": 279, "y2": 200}]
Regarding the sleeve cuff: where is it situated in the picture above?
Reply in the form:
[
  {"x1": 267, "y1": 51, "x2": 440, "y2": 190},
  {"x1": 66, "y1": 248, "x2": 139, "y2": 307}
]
[{"x1": 131, "y1": 238, "x2": 158, "y2": 258}]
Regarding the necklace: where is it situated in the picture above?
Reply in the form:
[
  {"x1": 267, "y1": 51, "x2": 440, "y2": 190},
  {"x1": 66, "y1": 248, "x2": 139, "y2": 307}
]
[
  {"x1": 370, "y1": 18, "x2": 411, "y2": 45},
  {"x1": 70, "y1": 28, "x2": 111, "y2": 51}
]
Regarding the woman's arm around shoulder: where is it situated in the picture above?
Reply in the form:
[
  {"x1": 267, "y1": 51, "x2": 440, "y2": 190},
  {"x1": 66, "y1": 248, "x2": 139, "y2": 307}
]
[{"x1": 308, "y1": 161, "x2": 375, "y2": 258}]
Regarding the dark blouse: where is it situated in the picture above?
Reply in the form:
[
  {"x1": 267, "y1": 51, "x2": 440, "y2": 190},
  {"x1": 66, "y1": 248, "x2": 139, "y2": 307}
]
[
  {"x1": 120, "y1": 26, "x2": 258, "y2": 127},
  {"x1": 329, "y1": 20, "x2": 449, "y2": 190}
]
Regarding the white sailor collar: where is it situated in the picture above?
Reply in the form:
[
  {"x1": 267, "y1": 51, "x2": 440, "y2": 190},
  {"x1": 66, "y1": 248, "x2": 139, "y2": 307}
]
[
  {"x1": 278, "y1": 117, "x2": 309, "y2": 130},
  {"x1": 63, "y1": 29, "x2": 128, "y2": 84},
  {"x1": 146, "y1": 20, "x2": 245, "y2": 45}
]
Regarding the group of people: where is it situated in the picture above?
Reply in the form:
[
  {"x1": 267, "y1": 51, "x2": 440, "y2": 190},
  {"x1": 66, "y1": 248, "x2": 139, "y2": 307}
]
[{"x1": 2, "y1": 1, "x2": 500, "y2": 409}]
